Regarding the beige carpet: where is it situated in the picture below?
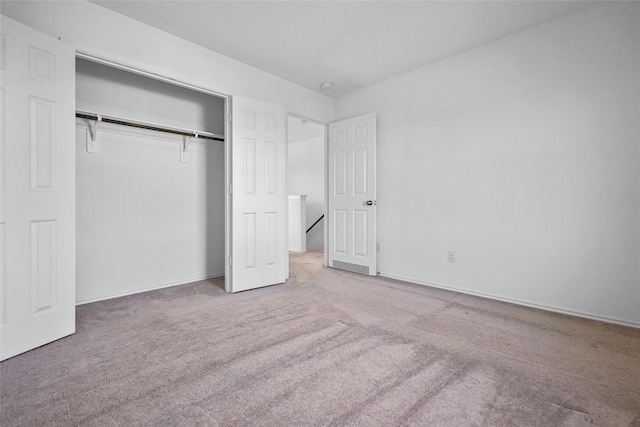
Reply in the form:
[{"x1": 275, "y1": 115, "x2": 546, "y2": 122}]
[{"x1": 1, "y1": 250, "x2": 639, "y2": 426}]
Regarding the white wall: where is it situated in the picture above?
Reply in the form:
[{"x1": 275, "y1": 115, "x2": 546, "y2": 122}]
[
  {"x1": 288, "y1": 136, "x2": 325, "y2": 250},
  {"x1": 335, "y1": 2, "x2": 640, "y2": 326},
  {"x1": 0, "y1": 1, "x2": 334, "y2": 123}
]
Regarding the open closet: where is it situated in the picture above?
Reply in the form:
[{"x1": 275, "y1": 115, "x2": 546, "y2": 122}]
[
  {"x1": 1, "y1": 14, "x2": 290, "y2": 361},
  {"x1": 75, "y1": 58, "x2": 226, "y2": 304}
]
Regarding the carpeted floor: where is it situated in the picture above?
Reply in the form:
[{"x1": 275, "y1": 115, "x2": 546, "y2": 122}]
[{"x1": 1, "y1": 250, "x2": 639, "y2": 426}]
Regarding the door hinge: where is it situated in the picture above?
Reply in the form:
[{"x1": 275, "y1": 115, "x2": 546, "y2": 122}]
[
  {"x1": 229, "y1": 256, "x2": 233, "y2": 266},
  {"x1": 228, "y1": 112, "x2": 232, "y2": 123},
  {"x1": 228, "y1": 184, "x2": 233, "y2": 194}
]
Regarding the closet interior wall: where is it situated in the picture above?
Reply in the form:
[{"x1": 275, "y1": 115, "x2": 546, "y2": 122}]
[{"x1": 76, "y1": 59, "x2": 226, "y2": 304}]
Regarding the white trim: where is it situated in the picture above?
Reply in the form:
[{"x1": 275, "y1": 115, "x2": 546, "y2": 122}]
[
  {"x1": 324, "y1": 123, "x2": 329, "y2": 268},
  {"x1": 224, "y1": 97, "x2": 232, "y2": 291},
  {"x1": 76, "y1": 50, "x2": 230, "y2": 99},
  {"x1": 76, "y1": 273, "x2": 225, "y2": 306},
  {"x1": 224, "y1": 96, "x2": 231, "y2": 292},
  {"x1": 285, "y1": 110, "x2": 289, "y2": 279},
  {"x1": 380, "y1": 272, "x2": 640, "y2": 329}
]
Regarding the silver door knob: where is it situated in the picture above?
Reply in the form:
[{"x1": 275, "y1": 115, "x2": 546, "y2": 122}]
[{"x1": 366, "y1": 200, "x2": 374, "y2": 206}]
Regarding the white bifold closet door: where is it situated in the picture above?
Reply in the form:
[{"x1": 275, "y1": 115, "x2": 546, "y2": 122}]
[
  {"x1": 229, "y1": 96, "x2": 287, "y2": 292},
  {"x1": 0, "y1": 16, "x2": 76, "y2": 361}
]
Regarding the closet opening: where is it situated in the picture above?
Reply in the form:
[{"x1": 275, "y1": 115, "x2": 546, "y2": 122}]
[{"x1": 75, "y1": 57, "x2": 228, "y2": 304}]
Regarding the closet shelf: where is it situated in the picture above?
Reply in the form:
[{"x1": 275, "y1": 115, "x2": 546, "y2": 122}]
[{"x1": 76, "y1": 110, "x2": 224, "y2": 142}]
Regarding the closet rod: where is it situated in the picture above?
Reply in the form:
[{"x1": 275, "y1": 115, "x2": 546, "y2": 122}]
[{"x1": 76, "y1": 110, "x2": 224, "y2": 142}]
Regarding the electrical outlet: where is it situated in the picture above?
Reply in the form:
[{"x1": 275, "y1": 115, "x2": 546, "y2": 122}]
[
  {"x1": 448, "y1": 250, "x2": 456, "y2": 263},
  {"x1": 376, "y1": 242, "x2": 381, "y2": 253}
]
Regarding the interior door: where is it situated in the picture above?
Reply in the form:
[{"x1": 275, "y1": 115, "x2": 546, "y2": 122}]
[
  {"x1": 328, "y1": 113, "x2": 377, "y2": 275},
  {"x1": 228, "y1": 96, "x2": 287, "y2": 292},
  {"x1": 0, "y1": 16, "x2": 76, "y2": 361}
]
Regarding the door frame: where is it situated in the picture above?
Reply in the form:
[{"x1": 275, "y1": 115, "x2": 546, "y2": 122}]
[
  {"x1": 74, "y1": 50, "x2": 234, "y2": 292},
  {"x1": 287, "y1": 113, "x2": 329, "y2": 267}
]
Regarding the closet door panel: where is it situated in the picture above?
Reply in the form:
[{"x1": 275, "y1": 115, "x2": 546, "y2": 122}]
[
  {"x1": 230, "y1": 96, "x2": 286, "y2": 292},
  {"x1": 0, "y1": 16, "x2": 75, "y2": 361}
]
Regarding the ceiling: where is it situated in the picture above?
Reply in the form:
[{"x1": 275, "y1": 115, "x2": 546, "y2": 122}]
[{"x1": 91, "y1": 1, "x2": 595, "y2": 98}]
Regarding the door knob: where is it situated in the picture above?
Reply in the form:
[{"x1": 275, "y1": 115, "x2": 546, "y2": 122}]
[{"x1": 366, "y1": 200, "x2": 374, "y2": 206}]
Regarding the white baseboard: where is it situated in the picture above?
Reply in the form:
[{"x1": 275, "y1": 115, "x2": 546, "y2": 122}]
[
  {"x1": 379, "y1": 272, "x2": 640, "y2": 329},
  {"x1": 76, "y1": 272, "x2": 225, "y2": 306}
]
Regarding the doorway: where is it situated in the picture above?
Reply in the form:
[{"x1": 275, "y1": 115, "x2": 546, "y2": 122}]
[{"x1": 287, "y1": 116, "x2": 326, "y2": 256}]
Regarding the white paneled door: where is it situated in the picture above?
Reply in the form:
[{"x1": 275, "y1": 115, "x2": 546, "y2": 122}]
[
  {"x1": 229, "y1": 97, "x2": 287, "y2": 292},
  {"x1": 328, "y1": 113, "x2": 377, "y2": 276},
  {"x1": 0, "y1": 17, "x2": 76, "y2": 361}
]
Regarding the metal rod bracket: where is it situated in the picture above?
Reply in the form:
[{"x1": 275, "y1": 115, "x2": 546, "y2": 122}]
[
  {"x1": 86, "y1": 114, "x2": 101, "y2": 154},
  {"x1": 180, "y1": 134, "x2": 193, "y2": 163}
]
